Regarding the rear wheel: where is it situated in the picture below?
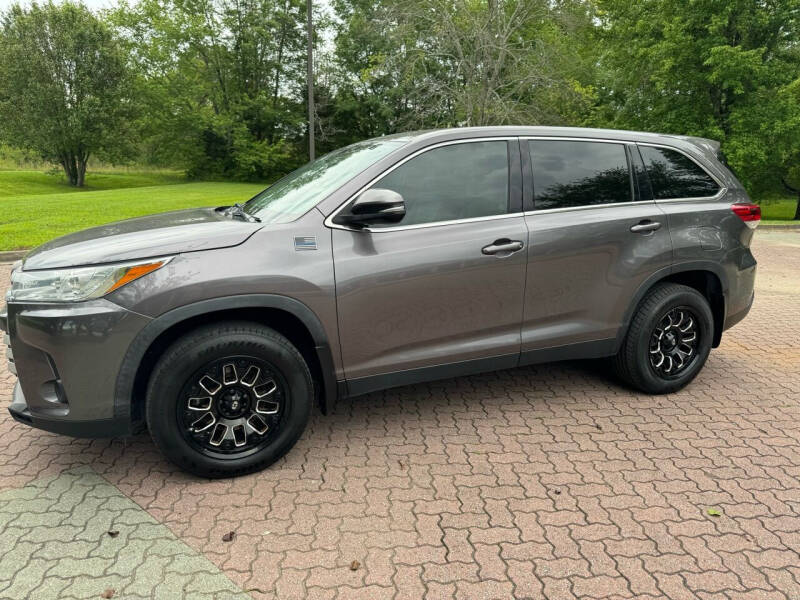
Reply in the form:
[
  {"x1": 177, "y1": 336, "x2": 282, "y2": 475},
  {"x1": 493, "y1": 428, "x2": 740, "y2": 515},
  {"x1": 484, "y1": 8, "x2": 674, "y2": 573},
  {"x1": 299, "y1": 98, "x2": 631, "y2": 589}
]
[
  {"x1": 614, "y1": 283, "x2": 713, "y2": 394},
  {"x1": 146, "y1": 322, "x2": 312, "y2": 478}
]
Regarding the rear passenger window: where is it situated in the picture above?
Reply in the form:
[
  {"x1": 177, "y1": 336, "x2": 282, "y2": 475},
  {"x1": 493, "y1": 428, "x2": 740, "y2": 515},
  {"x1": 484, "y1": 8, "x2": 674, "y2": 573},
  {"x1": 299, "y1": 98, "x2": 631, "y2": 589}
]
[
  {"x1": 369, "y1": 141, "x2": 509, "y2": 227},
  {"x1": 529, "y1": 140, "x2": 632, "y2": 210},
  {"x1": 638, "y1": 145, "x2": 720, "y2": 199}
]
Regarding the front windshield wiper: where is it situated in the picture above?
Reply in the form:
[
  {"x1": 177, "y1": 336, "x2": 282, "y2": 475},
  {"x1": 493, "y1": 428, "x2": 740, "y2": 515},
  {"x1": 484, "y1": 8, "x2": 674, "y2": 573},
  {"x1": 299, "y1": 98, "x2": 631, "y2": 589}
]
[{"x1": 224, "y1": 203, "x2": 261, "y2": 223}]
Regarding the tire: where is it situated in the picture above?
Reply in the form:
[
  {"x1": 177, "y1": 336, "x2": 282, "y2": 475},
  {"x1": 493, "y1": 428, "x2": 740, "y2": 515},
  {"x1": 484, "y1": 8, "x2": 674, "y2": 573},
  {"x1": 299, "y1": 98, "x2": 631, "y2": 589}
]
[
  {"x1": 146, "y1": 321, "x2": 313, "y2": 478},
  {"x1": 613, "y1": 283, "x2": 713, "y2": 394}
]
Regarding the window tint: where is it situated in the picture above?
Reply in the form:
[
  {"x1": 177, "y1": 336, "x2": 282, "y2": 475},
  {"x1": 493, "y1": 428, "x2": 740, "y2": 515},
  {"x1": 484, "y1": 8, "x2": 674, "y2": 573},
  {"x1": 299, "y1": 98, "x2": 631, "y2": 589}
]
[
  {"x1": 530, "y1": 140, "x2": 632, "y2": 210},
  {"x1": 368, "y1": 141, "x2": 509, "y2": 227},
  {"x1": 639, "y1": 145, "x2": 720, "y2": 199},
  {"x1": 630, "y1": 146, "x2": 653, "y2": 201}
]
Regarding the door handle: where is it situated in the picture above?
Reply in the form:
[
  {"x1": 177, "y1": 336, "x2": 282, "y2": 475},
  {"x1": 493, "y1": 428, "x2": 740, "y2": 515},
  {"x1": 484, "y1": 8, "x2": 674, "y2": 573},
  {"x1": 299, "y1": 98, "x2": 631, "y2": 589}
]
[
  {"x1": 482, "y1": 239, "x2": 524, "y2": 256},
  {"x1": 630, "y1": 220, "x2": 662, "y2": 233}
]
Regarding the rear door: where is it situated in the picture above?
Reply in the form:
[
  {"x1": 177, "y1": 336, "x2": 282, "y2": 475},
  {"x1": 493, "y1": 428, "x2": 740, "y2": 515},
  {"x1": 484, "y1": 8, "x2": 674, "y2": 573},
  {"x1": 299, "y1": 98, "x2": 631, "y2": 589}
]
[
  {"x1": 636, "y1": 143, "x2": 726, "y2": 260},
  {"x1": 330, "y1": 138, "x2": 528, "y2": 392},
  {"x1": 520, "y1": 138, "x2": 673, "y2": 361}
]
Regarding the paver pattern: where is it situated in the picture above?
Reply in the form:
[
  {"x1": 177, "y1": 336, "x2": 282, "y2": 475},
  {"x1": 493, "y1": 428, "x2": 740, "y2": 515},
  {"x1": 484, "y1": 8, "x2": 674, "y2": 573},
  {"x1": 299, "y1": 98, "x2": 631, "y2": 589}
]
[
  {"x1": 0, "y1": 467, "x2": 248, "y2": 599},
  {"x1": 1, "y1": 231, "x2": 799, "y2": 599}
]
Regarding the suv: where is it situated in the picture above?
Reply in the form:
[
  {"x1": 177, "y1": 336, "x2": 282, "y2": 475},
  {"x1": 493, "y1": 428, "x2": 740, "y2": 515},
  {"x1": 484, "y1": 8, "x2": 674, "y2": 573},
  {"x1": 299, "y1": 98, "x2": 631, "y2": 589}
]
[{"x1": 1, "y1": 127, "x2": 758, "y2": 477}]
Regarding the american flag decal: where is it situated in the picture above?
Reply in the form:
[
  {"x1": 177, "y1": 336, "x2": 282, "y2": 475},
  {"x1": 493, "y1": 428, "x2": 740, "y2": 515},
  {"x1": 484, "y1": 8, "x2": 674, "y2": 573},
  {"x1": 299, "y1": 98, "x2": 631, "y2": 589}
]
[{"x1": 294, "y1": 236, "x2": 317, "y2": 251}]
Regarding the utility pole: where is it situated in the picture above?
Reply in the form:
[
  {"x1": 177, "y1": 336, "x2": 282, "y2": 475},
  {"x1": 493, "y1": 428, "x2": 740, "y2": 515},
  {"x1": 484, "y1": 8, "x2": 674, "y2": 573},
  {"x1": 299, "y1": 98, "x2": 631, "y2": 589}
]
[{"x1": 306, "y1": 0, "x2": 315, "y2": 162}]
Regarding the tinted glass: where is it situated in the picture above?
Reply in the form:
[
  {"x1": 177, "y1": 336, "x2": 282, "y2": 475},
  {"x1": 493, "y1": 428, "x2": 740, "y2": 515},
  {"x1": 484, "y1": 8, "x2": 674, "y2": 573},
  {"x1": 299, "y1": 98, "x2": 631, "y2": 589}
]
[
  {"x1": 244, "y1": 139, "x2": 405, "y2": 223},
  {"x1": 530, "y1": 140, "x2": 632, "y2": 210},
  {"x1": 630, "y1": 146, "x2": 653, "y2": 201},
  {"x1": 369, "y1": 141, "x2": 509, "y2": 227},
  {"x1": 639, "y1": 145, "x2": 720, "y2": 199}
]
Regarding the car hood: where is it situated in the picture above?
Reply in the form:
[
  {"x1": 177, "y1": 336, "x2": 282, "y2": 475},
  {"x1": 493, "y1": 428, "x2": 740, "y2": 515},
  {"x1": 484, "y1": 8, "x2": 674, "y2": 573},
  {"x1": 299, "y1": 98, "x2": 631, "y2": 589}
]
[{"x1": 23, "y1": 207, "x2": 263, "y2": 270}]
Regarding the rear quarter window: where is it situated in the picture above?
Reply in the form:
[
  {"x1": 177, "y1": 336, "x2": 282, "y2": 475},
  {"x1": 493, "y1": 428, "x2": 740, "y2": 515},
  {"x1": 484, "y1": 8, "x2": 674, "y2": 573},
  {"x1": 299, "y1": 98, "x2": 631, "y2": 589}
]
[{"x1": 638, "y1": 145, "x2": 720, "y2": 199}]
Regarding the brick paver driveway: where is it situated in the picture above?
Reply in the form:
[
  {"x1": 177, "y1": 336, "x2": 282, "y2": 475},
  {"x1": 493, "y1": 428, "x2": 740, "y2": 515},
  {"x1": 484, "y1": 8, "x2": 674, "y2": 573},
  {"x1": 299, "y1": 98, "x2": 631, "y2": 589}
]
[{"x1": 1, "y1": 231, "x2": 799, "y2": 600}]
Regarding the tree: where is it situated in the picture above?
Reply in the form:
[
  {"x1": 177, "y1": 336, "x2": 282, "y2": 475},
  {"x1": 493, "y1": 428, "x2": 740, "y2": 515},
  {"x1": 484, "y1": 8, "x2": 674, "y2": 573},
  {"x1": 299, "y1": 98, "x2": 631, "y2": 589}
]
[
  {"x1": 113, "y1": 0, "x2": 310, "y2": 180},
  {"x1": 324, "y1": 0, "x2": 596, "y2": 140},
  {"x1": 0, "y1": 2, "x2": 135, "y2": 186},
  {"x1": 595, "y1": 0, "x2": 800, "y2": 201}
]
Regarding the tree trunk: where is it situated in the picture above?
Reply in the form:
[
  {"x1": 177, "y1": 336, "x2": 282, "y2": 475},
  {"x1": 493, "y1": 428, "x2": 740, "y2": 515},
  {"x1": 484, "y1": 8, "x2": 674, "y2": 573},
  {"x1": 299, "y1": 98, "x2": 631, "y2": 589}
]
[
  {"x1": 306, "y1": 0, "x2": 315, "y2": 162},
  {"x1": 61, "y1": 153, "x2": 78, "y2": 186},
  {"x1": 794, "y1": 193, "x2": 800, "y2": 221},
  {"x1": 268, "y1": 0, "x2": 289, "y2": 145},
  {"x1": 60, "y1": 151, "x2": 88, "y2": 187},
  {"x1": 76, "y1": 155, "x2": 88, "y2": 188}
]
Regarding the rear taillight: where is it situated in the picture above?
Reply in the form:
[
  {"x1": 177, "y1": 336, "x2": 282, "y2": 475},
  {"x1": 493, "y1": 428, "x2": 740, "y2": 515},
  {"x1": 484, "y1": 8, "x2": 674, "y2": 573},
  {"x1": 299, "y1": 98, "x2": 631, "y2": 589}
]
[{"x1": 731, "y1": 203, "x2": 761, "y2": 229}]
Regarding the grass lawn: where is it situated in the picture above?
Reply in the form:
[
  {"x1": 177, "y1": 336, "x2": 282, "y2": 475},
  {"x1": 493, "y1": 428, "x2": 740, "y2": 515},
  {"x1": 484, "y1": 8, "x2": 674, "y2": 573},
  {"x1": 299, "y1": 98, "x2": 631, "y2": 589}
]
[
  {"x1": 0, "y1": 170, "x2": 266, "y2": 250},
  {"x1": 0, "y1": 169, "x2": 185, "y2": 198},
  {"x1": 755, "y1": 195, "x2": 798, "y2": 221}
]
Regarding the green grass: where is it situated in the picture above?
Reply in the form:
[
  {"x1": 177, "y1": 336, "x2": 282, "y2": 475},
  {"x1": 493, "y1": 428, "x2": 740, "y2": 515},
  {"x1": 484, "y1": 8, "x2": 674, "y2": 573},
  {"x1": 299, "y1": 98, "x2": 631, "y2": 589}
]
[
  {"x1": 0, "y1": 169, "x2": 185, "y2": 198},
  {"x1": 761, "y1": 221, "x2": 800, "y2": 226},
  {"x1": 754, "y1": 195, "x2": 799, "y2": 221},
  {"x1": 0, "y1": 173, "x2": 266, "y2": 250}
]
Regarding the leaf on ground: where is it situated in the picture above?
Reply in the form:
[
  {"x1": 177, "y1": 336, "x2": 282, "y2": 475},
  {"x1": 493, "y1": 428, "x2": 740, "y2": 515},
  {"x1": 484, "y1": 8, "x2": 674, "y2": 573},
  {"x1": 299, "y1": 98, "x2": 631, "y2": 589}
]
[
  {"x1": 349, "y1": 560, "x2": 360, "y2": 571},
  {"x1": 707, "y1": 508, "x2": 722, "y2": 517},
  {"x1": 222, "y1": 531, "x2": 236, "y2": 542},
  {"x1": 100, "y1": 589, "x2": 115, "y2": 599},
  {"x1": 107, "y1": 530, "x2": 119, "y2": 538}
]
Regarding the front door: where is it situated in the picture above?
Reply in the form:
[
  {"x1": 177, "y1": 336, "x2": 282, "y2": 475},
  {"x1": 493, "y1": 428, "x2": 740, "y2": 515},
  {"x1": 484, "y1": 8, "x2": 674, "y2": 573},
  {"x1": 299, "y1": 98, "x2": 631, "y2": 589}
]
[
  {"x1": 520, "y1": 138, "x2": 673, "y2": 360},
  {"x1": 331, "y1": 138, "x2": 528, "y2": 393}
]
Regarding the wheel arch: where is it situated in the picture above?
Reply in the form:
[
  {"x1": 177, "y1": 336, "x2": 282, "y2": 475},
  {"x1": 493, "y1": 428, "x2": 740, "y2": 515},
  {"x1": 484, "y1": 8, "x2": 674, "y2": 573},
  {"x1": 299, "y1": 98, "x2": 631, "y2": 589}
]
[
  {"x1": 115, "y1": 295, "x2": 338, "y2": 425},
  {"x1": 617, "y1": 263, "x2": 727, "y2": 352}
]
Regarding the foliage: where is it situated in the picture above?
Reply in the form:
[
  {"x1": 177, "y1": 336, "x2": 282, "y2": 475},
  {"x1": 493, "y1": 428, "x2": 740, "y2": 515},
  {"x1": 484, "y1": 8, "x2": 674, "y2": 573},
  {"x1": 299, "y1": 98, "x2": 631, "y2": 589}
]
[
  {"x1": 594, "y1": 0, "x2": 800, "y2": 196},
  {"x1": 0, "y1": 143, "x2": 50, "y2": 169},
  {"x1": 111, "y1": 0, "x2": 310, "y2": 180},
  {"x1": 0, "y1": 2, "x2": 136, "y2": 186},
  {"x1": 0, "y1": 0, "x2": 799, "y2": 218},
  {"x1": 319, "y1": 0, "x2": 597, "y2": 146}
]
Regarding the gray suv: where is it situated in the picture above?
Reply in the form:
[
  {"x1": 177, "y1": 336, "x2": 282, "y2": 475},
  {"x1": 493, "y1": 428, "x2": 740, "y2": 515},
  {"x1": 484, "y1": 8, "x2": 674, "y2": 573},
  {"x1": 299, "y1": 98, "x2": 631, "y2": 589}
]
[{"x1": 1, "y1": 127, "x2": 758, "y2": 477}]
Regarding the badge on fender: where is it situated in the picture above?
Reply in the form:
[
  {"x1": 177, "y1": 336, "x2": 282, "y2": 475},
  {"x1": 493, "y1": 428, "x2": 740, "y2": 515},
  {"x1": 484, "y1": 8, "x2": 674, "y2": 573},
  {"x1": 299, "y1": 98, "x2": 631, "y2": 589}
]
[{"x1": 294, "y1": 236, "x2": 317, "y2": 251}]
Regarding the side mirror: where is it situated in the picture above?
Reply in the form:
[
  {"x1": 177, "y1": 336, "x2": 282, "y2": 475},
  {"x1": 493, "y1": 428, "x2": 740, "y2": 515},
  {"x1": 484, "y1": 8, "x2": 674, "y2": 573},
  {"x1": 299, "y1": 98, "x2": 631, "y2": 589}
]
[{"x1": 334, "y1": 188, "x2": 406, "y2": 228}]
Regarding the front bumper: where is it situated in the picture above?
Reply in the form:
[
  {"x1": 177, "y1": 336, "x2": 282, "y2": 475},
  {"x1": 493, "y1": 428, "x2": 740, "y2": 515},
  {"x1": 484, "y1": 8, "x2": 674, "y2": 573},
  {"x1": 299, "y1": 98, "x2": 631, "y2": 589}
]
[
  {"x1": 9, "y1": 381, "x2": 132, "y2": 438},
  {"x1": 2, "y1": 299, "x2": 151, "y2": 438}
]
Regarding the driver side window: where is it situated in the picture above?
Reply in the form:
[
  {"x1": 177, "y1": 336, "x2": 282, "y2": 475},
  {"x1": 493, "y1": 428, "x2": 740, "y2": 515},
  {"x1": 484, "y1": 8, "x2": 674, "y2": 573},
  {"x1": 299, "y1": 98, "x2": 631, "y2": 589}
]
[{"x1": 367, "y1": 140, "x2": 510, "y2": 228}]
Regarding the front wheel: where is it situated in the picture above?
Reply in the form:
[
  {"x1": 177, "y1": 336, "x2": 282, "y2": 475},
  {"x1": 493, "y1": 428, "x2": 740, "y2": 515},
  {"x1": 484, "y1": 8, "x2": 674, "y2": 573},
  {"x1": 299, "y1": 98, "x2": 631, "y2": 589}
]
[
  {"x1": 146, "y1": 322, "x2": 313, "y2": 478},
  {"x1": 614, "y1": 283, "x2": 714, "y2": 394}
]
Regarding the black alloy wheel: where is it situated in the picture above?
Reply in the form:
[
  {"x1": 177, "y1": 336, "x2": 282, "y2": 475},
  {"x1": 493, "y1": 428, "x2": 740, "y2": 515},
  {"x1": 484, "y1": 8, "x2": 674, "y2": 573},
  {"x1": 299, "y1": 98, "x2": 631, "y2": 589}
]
[
  {"x1": 178, "y1": 356, "x2": 286, "y2": 457},
  {"x1": 146, "y1": 322, "x2": 313, "y2": 478},
  {"x1": 648, "y1": 307, "x2": 700, "y2": 379},
  {"x1": 613, "y1": 283, "x2": 713, "y2": 394}
]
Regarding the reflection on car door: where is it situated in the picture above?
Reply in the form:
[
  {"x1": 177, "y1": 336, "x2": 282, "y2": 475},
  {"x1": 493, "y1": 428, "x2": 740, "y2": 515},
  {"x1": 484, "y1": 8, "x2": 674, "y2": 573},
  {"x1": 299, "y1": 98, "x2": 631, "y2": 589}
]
[
  {"x1": 521, "y1": 138, "x2": 673, "y2": 362},
  {"x1": 331, "y1": 139, "x2": 528, "y2": 394}
]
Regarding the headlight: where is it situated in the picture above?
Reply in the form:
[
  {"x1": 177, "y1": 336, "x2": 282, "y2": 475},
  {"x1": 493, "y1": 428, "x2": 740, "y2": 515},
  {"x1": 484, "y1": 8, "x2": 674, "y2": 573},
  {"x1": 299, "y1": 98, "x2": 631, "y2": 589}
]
[{"x1": 8, "y1": 258, "x2": 171, "y2": 302}]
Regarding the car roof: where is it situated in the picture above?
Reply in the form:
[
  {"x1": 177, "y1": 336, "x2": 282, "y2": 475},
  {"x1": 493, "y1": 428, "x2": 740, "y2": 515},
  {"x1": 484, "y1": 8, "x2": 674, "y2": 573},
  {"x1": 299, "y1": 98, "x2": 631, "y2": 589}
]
[{"x1": 385, "y1": 126, "x2": 720, "y2": 156}]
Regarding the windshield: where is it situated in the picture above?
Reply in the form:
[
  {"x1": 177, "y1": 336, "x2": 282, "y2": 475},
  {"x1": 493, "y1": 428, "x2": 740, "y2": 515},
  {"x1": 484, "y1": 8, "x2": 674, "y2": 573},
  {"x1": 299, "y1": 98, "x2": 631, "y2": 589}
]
[{"x1": 244, "y1": 139, "x2": 406, "y2": 223}]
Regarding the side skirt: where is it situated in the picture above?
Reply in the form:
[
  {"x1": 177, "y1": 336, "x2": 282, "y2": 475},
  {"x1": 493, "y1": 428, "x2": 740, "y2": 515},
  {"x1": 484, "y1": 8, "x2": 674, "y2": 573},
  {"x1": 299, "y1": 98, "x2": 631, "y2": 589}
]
[
  {"x1": 519, "y1": 338, "x2": 617, "y2": 367},
  {"x1": 343, "y1": 353, "x2": 519, "y2": 398},
  {"x1": 339, "y1": 337, "x2": 617, "y2": 399}
]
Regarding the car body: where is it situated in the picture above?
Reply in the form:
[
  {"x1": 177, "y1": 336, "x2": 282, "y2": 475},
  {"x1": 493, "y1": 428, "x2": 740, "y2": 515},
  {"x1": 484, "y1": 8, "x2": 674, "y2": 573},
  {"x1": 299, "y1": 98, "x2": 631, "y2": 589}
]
[{"x1": 1, "y1": 126, "x2": 758, "y2": 476}]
